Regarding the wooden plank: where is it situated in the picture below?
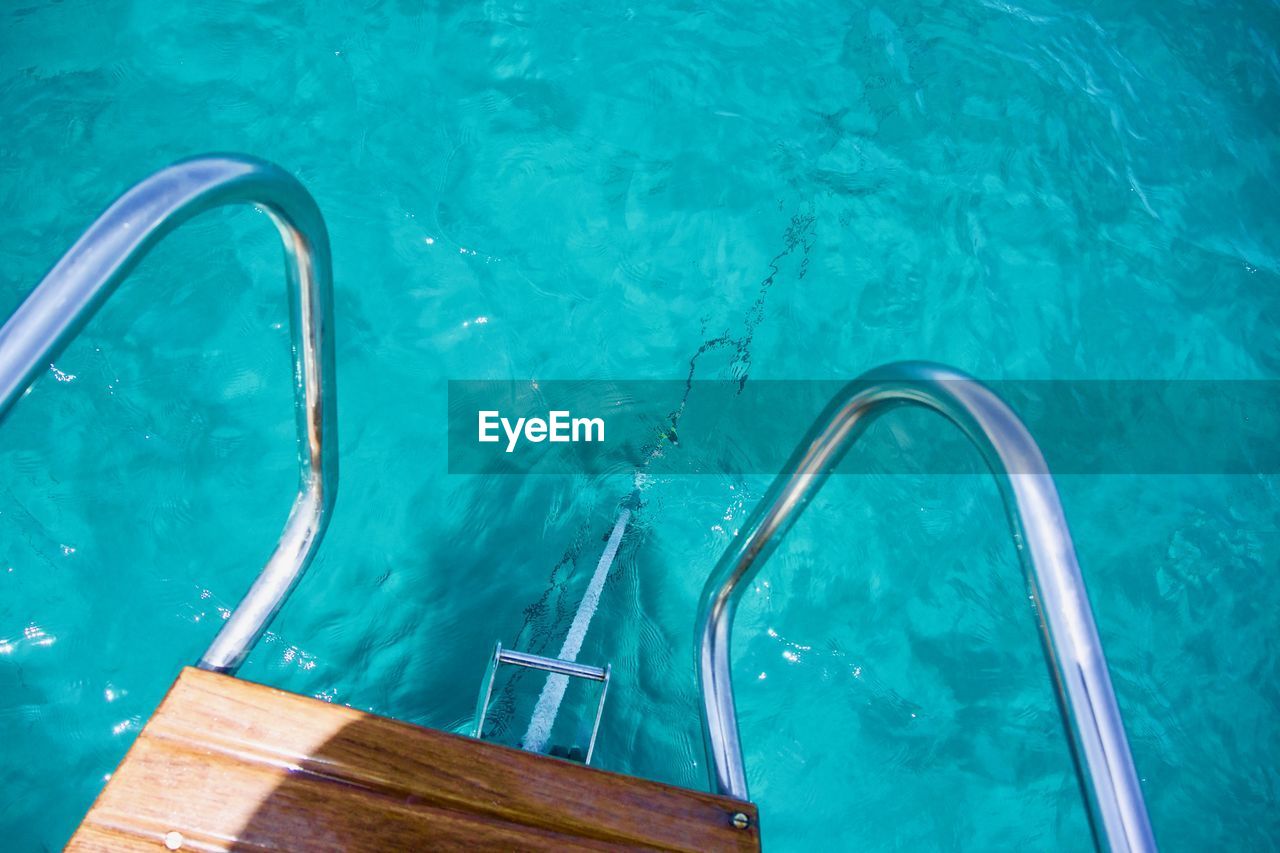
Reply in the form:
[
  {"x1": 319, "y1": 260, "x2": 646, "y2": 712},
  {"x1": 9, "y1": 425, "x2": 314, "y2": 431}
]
[{"x1": 69, "y1": 667, "x2": 760, "y2": 852}]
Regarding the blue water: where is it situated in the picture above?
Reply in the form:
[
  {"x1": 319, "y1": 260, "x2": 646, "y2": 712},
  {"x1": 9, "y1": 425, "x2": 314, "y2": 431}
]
[{"x1": 2, "y1": 0, "x2": 1279, "y2": 849}]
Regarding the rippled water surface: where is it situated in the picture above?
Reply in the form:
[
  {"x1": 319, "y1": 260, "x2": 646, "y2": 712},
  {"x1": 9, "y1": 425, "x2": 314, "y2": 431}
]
[{"x1": 2, "y1": 0, "x2": 1279, "y2": 849}]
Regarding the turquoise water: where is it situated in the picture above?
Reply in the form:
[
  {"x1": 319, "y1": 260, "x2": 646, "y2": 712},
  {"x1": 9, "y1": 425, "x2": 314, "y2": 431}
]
[{"x1": 2, "y1": 0, "x2": 1279, "y2": 849}]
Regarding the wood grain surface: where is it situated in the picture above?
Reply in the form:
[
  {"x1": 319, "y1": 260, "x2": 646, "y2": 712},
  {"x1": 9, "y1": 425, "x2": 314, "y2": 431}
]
[{"x1": 68, "y1": 667, "x2": 760, "y2": 851}]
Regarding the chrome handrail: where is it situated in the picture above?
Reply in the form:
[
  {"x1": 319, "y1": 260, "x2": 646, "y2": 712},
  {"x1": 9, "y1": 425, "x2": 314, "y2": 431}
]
[
  {"x1": 695, "y1": 361, "x2": 1155, "y2": 852},
  {"x1": 0, "y1": 155, "x2": 338, "y2": 675}
]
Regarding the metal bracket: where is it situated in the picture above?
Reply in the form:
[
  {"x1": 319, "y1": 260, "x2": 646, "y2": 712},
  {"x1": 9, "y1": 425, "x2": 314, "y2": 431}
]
[{"x1": 472, "y1": 642, "x2": 611, "y2": 765}]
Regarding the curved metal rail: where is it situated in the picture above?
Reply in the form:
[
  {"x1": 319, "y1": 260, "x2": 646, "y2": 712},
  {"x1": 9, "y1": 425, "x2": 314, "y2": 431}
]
[
  {"x1": 696, "y1": 361, "x2": 1155, "y2": 852},
  {"x1": 0, "y1": 155, "x2": 338, "y2": 675}
]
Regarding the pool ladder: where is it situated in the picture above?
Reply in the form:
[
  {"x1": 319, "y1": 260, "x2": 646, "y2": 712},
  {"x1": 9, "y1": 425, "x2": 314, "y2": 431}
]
[{"x1": 0, "y1": 157, "x2": 1155, "y2": 851}]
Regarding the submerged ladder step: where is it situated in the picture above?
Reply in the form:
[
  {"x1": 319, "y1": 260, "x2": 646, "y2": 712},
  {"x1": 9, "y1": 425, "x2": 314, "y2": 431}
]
[
  {"x1": 473, "y1": 642, "x2": 612, "y2": 765},
  {"x1": 496, "y1": 647, "x2": 607, "y2": 681}
]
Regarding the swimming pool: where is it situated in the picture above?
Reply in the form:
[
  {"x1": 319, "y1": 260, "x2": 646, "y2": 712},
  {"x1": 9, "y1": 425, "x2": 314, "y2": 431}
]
[{"x1": 2, "y1": 0, "x2": 1278, "y2": 849}]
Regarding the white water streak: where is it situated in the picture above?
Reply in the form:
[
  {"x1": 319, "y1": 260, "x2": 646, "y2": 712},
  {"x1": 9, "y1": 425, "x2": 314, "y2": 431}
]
[{"x1": 522, "y1": 506, "x2": 631, "y2": 753}]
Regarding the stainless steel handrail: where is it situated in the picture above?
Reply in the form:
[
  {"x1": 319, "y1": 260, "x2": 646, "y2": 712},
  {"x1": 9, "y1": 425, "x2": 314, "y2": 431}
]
[
  {"x1": 695, "y1": 361, "x2": 1155, "y2": 852},
  {"x1": 0, "y1": 154, "x2": 338, "y2": 675}
]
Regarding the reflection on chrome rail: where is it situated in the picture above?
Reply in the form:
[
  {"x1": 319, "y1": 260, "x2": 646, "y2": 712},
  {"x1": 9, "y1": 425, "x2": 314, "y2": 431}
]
[
  {"x1": 695, "y1": 361, "x2": 1155, "y2": 852},
  {"x1": 0, "y1": 154, "x2": 338, "y2": 676}
]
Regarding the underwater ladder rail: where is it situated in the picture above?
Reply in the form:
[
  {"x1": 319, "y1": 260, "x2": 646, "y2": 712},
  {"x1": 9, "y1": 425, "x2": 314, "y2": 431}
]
[
  {"x1": 695, "y1": 361, "x2": 1156, "y2": 852},
  {"x1": 0, "y1": 155, "x2": 338, "y2": 675}
]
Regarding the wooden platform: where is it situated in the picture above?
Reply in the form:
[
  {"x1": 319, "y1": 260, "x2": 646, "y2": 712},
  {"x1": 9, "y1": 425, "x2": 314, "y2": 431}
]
[{"x1": 68, "y1": 667, "x2": 760, "y2": 851}]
